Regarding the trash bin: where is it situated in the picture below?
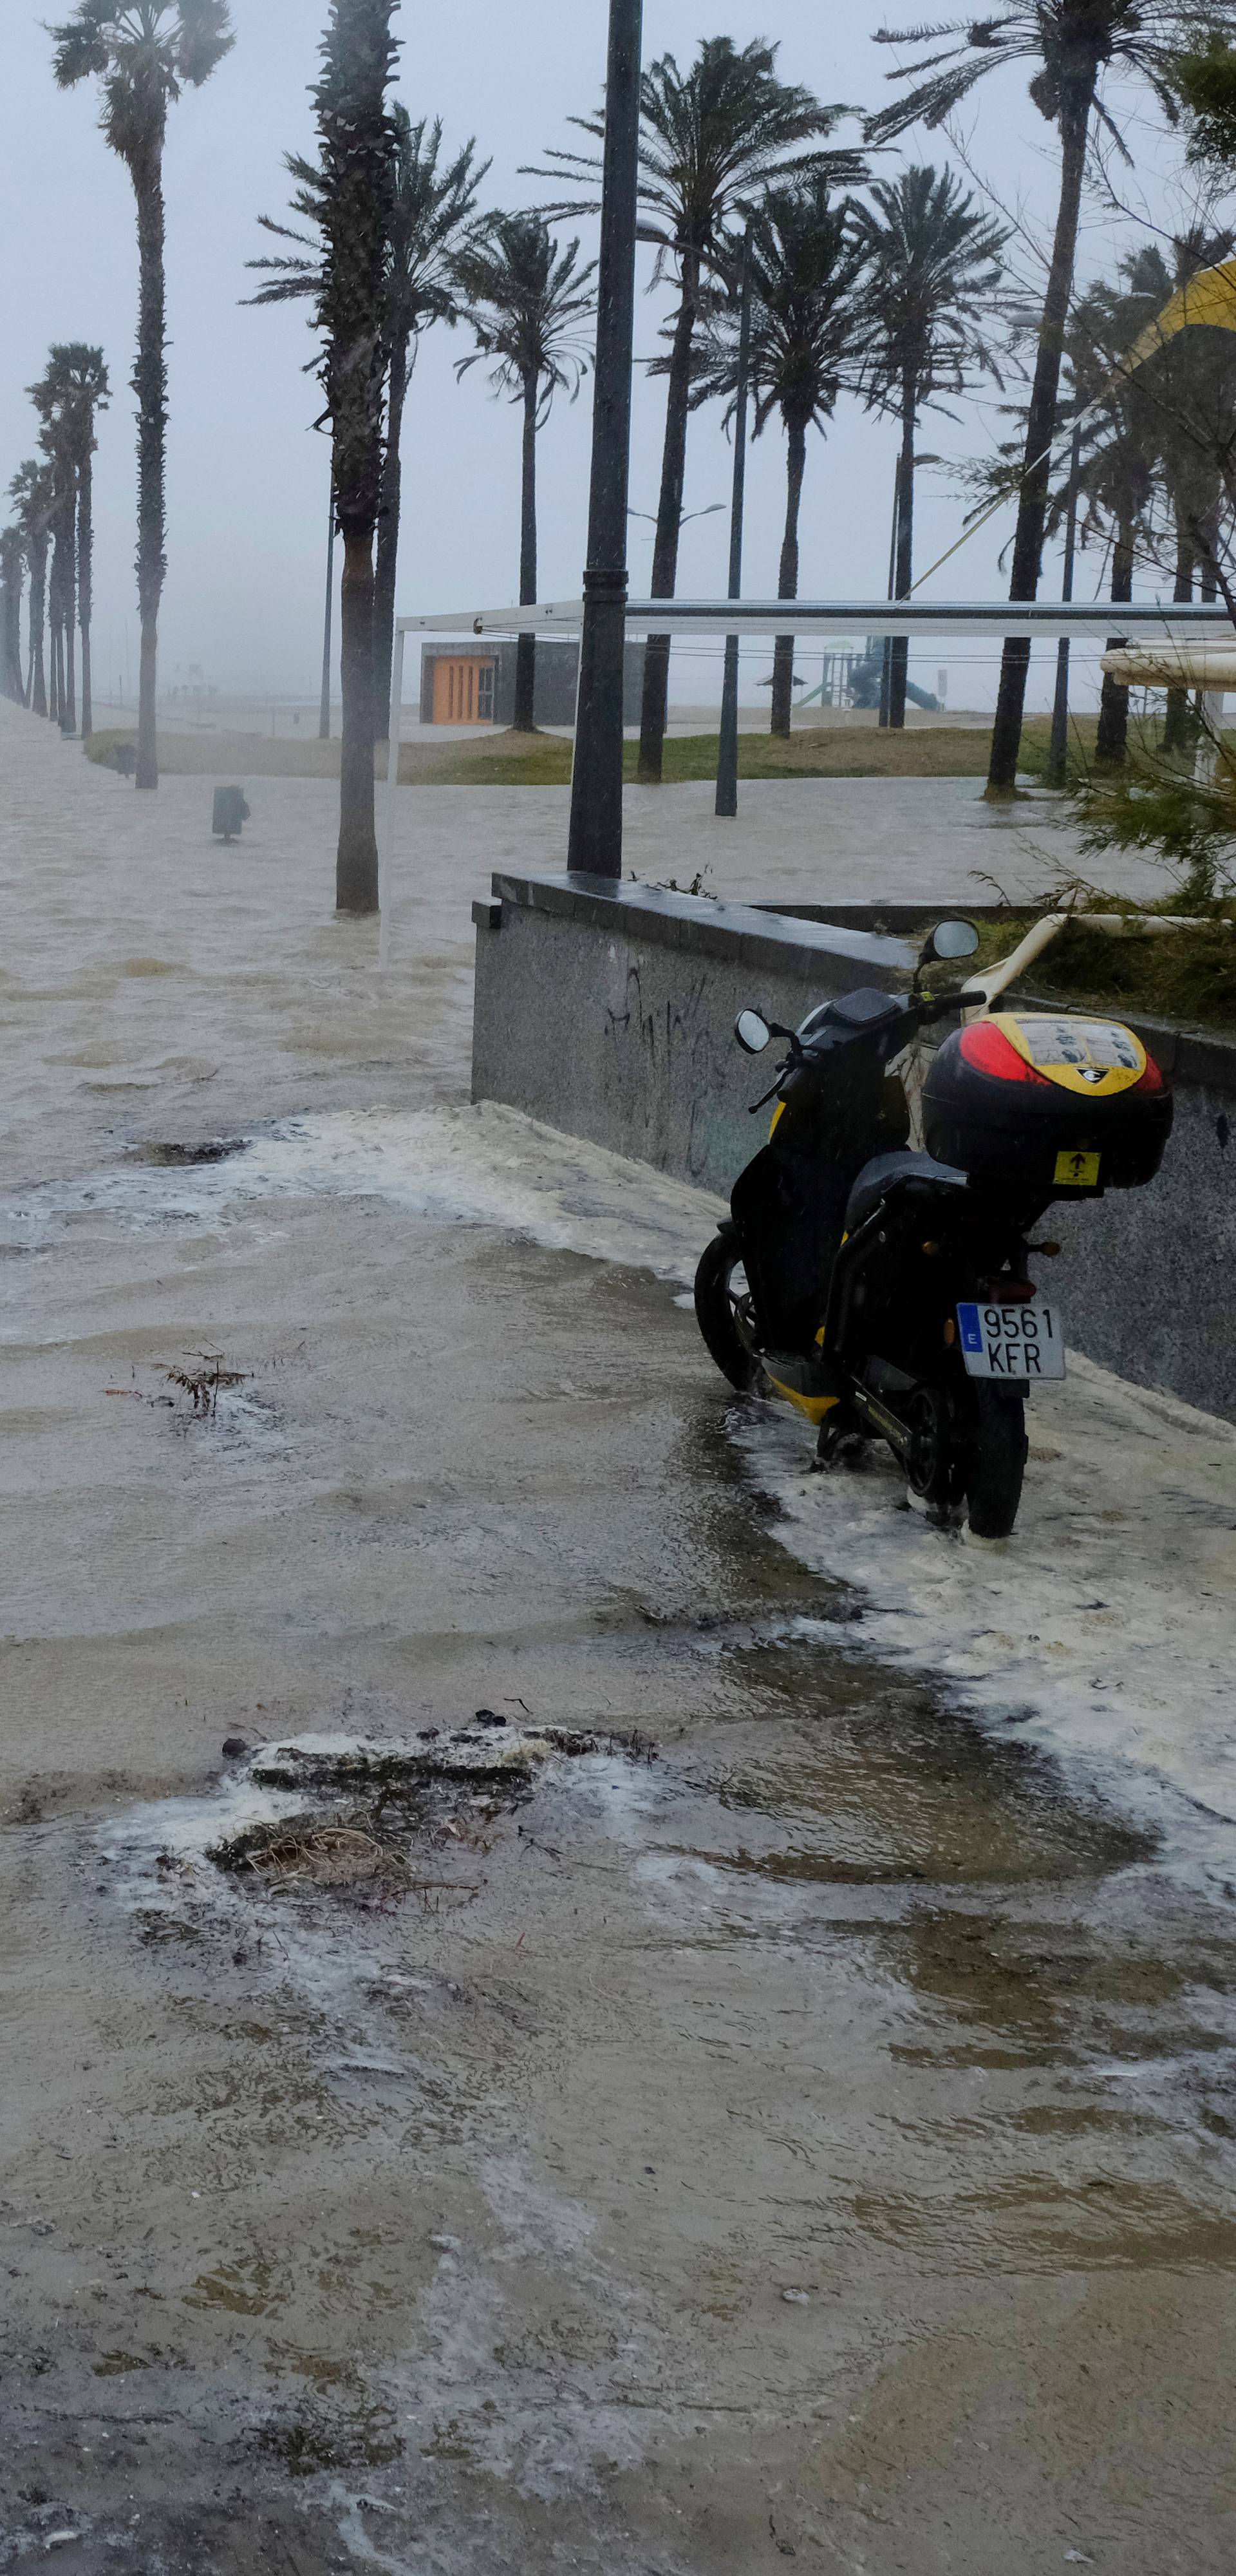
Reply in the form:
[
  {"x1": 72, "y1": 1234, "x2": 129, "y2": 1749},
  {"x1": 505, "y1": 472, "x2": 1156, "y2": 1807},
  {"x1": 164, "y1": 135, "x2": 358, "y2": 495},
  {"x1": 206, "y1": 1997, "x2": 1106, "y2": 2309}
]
[{"x1": 212, "y1": 786, "x2": 250, "y2": 843}]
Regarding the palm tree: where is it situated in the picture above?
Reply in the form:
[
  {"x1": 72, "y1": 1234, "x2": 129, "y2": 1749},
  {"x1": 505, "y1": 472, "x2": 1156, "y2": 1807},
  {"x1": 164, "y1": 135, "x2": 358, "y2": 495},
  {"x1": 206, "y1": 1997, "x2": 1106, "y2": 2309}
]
[
  {"x1": 853, "y1": 166, "x2": 1007, "y2": 728},
  {"x1": 454, "y1": 216, "x2": 596, "y2": 732},
  {"x1": 246, "y1": 1, "x2": 397, "y2": 911},
  {"x1": 0, "y1": 533, "x2": 26, "y2": 705},
  {"x1": 248, "y1": 106, "x2": 486, "y2": 736},
  {"x1": 34, "y1": 346, "x2": 111, "y2": 739},
  {"x1": 1060, "y1": 279, "x2": 1157, "y2": 768},
  {"x1": 691, "y1": 180, "x2": 868, "y2": 734},
  {"x1": 527, "y1": 38, "x2": 864, "y2": 781},
  {"x1": 867, "y1": 0, "x2": 1235, "y2": 794},
  {"x1": 50, "y1": 1, "x2": 234, "y2": 788},
  {"x1": 376, "y1": 111, "x2": 486, "y2": 728},
  {"x1": 9, "y1": 462, "x2": 54, "y2": 717},
  {"x1": 30, "y1": 365, "x2": 79, "y2": 732},
  {"x1": 1119, "y1": 227, "x2": 1236, "y2": 750}
]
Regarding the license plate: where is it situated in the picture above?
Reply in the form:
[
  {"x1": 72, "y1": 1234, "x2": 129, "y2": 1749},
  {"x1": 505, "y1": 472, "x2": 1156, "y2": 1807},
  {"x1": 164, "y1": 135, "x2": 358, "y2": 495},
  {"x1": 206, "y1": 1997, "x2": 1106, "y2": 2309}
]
[{"x1": 956, "y1": 1299, "x2": 1066, "y2": 1381}]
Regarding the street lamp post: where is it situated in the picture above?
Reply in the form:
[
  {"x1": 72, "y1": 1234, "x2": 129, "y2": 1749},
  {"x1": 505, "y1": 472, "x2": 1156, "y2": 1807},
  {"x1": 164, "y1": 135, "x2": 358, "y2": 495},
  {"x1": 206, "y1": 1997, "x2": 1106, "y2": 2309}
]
[
  {"x1": 715, "y1": 224, "x2": 753, "y2": 820},
  {"x1": 878, "y1": 468, "x2": 899, "y2": 728},
  {"x1": 567, "y1": 0, "x2": 644, "y2": 879},
  {"x1": 1046, "y1": 417, "x2": 1082, "y2": 789}
]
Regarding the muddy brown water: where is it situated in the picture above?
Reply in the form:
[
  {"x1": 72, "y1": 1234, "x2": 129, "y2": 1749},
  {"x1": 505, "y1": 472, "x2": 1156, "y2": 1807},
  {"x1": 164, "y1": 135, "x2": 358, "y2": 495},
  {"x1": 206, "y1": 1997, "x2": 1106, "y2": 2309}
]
[
  {"x1": 3, "y1": 1164, "x2": 1236, "y2": 2576},
  {"x1": 1, "y1": 703, "x2": 1233, "y2": 2575}
]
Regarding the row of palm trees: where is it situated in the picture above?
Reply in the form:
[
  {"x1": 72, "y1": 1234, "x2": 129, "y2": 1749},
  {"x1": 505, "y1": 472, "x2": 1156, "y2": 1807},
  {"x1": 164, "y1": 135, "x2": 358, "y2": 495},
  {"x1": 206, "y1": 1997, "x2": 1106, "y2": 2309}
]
[
  {"x1": 247, "y1": 21, "x2": 1014, "y2": 902},
  {"x1": 1, "y1": 348, "x2": 110, "y2": 734},
  {"x1": 683, "y1": 164, "x2": 1006, "y2": 736},
  {"x1": 10, "y1": 6, "x2": 1236, "y2": 891}
]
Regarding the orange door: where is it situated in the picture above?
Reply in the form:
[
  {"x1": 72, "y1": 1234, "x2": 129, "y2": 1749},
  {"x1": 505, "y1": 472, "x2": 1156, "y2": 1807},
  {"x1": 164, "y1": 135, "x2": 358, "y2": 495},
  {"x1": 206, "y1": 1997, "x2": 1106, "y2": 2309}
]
[{"x1": 432, "y1": 657, "x2": 494, "y2": 723}]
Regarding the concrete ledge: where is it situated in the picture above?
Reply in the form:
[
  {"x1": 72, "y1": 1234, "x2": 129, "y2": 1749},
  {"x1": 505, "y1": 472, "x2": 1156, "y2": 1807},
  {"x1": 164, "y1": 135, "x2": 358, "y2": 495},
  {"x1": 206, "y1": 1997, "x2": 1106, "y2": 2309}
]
[{"x1": 471, "y1": 870, "x2": 1236, "y2": 1420}]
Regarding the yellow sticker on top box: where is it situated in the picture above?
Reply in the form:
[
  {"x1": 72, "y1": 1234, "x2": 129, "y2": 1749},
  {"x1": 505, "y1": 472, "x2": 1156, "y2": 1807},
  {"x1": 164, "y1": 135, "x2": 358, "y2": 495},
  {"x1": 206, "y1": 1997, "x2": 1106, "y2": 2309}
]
[{"x1": 1054, "y1": 1149, "x2": 1101, "y2": 1186}]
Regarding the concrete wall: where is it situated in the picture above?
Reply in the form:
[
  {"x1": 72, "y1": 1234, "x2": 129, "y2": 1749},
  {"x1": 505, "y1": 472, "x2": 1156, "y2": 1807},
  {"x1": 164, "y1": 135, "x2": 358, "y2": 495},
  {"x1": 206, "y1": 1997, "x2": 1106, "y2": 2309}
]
[
  {"x1": 471, "y1": 871, "x2": 1236, "y2": 1423},
  {"x1": 471, "y1": 871, "x2": 917, "y2": 1197}
]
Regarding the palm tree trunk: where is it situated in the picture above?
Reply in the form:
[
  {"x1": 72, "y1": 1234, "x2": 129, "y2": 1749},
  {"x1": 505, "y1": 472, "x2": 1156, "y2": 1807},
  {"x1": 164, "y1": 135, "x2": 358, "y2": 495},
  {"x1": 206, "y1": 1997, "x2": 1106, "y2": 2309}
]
[
  {"x1": 2, "y1": 571, "x2": 23, "y2": 701},
  {"x1": 771, "y1": 418, "x2": 807, "y2": 738},
  {"x1": 337, "y1": 516, "x2": 380, "y2": 913},
  {"x1": 10, "y1": 578, "x2": 24, "y2": 702},
  {"x1": 62, "y1": 501, "x2": 77, "y2": 736},
  {"x1": 28, "y1": 539, "x2": 47, "y2": 715},
  {"x1": 131, "y1": 148, "x2": 167, "y2": 790},
  {"x1": 1095, "y1": 515, "x2": 1134, "y2": 768},
  {"x1": 513, "y1": 365, "x2": 539, "y2": 734},
  {"x1": 1163, "y1": 522, "x2": 1193, "y2": 755},
  {"x1": 49, "y1": 610, "x2": 61, "y2": 724},
  {"x1": 373, "y1": 331, "x2": 410, "y2": 737},
  {"x1": 888, "y1": 379, "x2": 917, "y2": 731},
  {"x1": 987, "y1": 75, "x2": 1096, "y2": 796},
  {"x1": 637, "y1": 254, "x2": 700, "y2": 784},
  {"x1": 78, "y1": 446, "x2": 94, "y2": 741}
]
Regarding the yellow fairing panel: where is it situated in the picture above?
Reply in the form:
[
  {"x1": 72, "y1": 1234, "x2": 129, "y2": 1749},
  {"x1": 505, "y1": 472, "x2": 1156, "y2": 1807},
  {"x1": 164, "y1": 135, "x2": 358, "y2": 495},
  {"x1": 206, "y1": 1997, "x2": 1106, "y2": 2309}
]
[
  {"x1": 764, "y1": 1372, "x2": 839, "y2": 1424},
  {"x1": 995, "y1": 1011, "x2": 1147, "y2": 1097},
  {"x1": 769, "y1": 1101, "x2": 785, "y2": 1137}
]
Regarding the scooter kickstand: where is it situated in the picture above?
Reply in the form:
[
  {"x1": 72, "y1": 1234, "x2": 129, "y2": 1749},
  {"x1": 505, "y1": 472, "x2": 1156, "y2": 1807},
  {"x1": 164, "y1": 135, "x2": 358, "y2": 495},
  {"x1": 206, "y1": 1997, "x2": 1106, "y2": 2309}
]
[{"x1": 813, "y1": 1413, "x2": 865, "y2": 1473}]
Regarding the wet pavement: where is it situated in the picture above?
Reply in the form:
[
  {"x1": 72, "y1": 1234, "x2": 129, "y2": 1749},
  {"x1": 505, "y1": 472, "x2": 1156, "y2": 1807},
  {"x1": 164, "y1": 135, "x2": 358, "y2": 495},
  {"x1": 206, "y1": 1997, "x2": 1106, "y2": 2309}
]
[{"x1": 2, "y1": 703, "x2": 1236, "y2": 2571}]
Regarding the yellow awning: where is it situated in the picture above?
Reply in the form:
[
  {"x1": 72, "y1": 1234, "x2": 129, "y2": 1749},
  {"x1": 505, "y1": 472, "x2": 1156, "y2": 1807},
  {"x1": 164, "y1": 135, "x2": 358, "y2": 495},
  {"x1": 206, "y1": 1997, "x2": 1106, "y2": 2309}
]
[{"x1": 1119, "y1": 256, "x2": 1236, "y2": 375}]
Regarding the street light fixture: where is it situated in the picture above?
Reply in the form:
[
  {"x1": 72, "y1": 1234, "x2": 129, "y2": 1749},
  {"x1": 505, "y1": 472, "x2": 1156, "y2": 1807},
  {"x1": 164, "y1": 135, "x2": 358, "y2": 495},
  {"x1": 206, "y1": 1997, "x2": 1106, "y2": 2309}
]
[{"x1": 628, "y1": 502, "x2": 725, "y2": 531}]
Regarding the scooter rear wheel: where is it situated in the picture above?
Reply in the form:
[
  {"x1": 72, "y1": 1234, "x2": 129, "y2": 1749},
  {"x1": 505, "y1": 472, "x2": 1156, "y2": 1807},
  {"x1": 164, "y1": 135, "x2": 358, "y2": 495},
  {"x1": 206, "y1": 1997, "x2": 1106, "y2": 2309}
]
[
  {"x1": 693, "y1": 1233, "x2": 763, "y2": 1392},
  {"x1": 965, "y1": 1387, "x2": 1027, "y2": 1539}
]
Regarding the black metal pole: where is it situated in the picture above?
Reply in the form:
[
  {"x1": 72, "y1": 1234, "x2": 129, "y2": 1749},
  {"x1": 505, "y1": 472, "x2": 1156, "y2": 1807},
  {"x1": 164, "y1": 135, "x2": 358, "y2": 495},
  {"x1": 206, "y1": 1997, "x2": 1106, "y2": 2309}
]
[
  {"x1": 567, "y1": 0, "x2": 644, "y2": 878},
  {"x1": 878, "y1": 462, "x2": 899, "y2": 728},
  {"x1": 319, "y1": 471, "x2": 335, "y2": 741},
  {"x1": 1046, "y1": 417, "x2": 1081, "y2": 788},
  {"x1": 715, "y1": 225, "x2": 753, "y2": 820}
]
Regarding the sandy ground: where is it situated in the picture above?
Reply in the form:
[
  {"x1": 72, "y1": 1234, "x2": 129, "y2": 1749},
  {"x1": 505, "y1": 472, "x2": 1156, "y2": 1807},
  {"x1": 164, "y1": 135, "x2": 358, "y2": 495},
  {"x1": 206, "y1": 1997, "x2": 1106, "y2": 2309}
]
[{"x1": 2, "y1": 701, "x2": 1235, "y2": 2574}]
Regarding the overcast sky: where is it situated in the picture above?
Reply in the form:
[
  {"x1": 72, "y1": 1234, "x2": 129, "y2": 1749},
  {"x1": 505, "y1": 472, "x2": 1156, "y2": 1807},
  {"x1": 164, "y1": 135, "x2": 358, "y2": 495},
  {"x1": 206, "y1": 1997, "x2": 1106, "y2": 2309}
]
[{"x1": 0, "y1": 2, "x2": 1206, "y2": 712}]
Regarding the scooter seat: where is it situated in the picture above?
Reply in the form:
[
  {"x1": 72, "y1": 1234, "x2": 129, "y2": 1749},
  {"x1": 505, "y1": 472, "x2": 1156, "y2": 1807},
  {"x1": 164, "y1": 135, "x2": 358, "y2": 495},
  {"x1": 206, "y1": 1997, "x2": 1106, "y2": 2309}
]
[{"x1": 845, "y1": 1148, "x2": 968, "y2": 1232}]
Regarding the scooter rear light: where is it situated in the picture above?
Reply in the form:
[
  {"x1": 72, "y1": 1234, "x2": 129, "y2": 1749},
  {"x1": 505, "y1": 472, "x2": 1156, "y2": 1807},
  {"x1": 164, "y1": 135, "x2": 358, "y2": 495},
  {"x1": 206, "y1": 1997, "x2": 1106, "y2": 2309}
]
[
  {"x1": 1132, "y1": 1048, "x2": 1165, "y2": 1094},
  {"x1": 957, "y1": 1021, "x2": 1049, "y2": 1084}
]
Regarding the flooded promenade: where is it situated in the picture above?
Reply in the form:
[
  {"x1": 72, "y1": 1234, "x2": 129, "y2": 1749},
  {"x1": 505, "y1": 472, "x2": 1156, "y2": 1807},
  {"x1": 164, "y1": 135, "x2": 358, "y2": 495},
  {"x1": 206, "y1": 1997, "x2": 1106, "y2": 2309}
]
[{"x1": 2, "y1": 705, "x2": 1234, "y2": 2573}]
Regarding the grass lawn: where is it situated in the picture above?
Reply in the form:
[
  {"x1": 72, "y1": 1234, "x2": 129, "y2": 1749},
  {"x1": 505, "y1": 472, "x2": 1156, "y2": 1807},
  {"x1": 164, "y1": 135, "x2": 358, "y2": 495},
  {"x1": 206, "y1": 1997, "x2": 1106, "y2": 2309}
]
[
  {"x1": 85, "y1": 717, "x2": 1103, "y2": 786},
  {"x1": 389, "y1": 715, "x2": 1107, "y2": 787}
]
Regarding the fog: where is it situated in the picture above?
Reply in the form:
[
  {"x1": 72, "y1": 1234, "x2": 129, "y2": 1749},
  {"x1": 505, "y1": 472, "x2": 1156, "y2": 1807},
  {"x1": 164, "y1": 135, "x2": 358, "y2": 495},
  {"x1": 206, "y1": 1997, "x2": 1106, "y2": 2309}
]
[{"x1": 0, "y1": 1, "x2": 1199, "y2": 715}]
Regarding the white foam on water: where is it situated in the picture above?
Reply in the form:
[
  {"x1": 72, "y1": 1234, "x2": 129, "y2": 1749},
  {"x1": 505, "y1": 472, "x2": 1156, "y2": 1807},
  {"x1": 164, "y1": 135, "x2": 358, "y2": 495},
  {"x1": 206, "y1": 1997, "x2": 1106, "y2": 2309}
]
[
  {"x1": 0, "y1": 1101, "x2": 724, "y2": 1289},
  {"x1": 731, "y1": 1370, "x2": 1236, "y2": 1884}
]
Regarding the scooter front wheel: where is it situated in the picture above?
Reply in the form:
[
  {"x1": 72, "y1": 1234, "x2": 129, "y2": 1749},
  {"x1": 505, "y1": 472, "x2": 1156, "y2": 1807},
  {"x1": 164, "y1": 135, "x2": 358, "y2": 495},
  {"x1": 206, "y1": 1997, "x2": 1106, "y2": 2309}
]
[
  {"x1": 693, "y1": 1233, "x2": 763, "y2": 1393},
  {"x1": 965, "y1": 1387, "x2": 1027, "y2": 1539}
]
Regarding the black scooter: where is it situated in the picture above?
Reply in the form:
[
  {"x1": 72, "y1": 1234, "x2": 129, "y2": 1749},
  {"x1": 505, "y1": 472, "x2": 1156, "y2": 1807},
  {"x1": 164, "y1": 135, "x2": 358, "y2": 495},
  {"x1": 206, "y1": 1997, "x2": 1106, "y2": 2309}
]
[{"x1": 694, "y1": 918, "x2": 1172, "y2": 1539}]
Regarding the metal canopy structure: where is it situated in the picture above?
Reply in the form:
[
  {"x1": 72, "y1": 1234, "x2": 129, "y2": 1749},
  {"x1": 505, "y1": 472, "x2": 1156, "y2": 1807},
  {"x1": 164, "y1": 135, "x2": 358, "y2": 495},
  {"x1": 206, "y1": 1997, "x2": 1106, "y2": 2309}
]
[
  {"x1": 394, "y1": 596, "x2": 1236, "y2": 645},
  {"x1": 377, "y1": 592, "x2": 1236, "y2": 961}
]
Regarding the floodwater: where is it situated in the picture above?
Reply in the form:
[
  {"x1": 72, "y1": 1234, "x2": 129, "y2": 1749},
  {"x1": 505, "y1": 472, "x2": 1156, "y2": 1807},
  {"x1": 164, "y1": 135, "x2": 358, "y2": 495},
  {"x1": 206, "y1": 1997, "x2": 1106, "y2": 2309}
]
[{"x1": 2, "y1": 706, "x2": 1235, "y2": 2571}]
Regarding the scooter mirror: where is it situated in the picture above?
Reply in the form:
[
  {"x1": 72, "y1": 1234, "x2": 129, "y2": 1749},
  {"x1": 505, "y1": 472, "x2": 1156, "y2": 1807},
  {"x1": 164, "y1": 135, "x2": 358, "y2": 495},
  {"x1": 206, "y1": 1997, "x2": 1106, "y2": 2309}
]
[
  {"x1": 735, "y1": 1009, "x2": 771, "y2": 1056},
  {"x1": 925, "y1": 918, "x2": 980, "y2": 962}
]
